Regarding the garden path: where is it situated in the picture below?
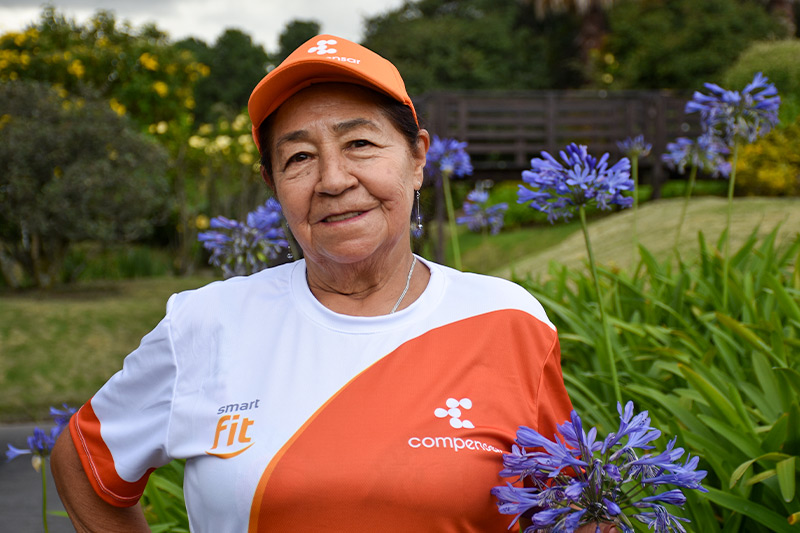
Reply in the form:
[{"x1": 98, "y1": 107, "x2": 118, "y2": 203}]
[{"x1": 0, "y1": 423, "x2": 72, "y2": 532}]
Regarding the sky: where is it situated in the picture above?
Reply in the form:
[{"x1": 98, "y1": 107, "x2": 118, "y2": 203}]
[{"x1": 0, "y1": 0, "x2": 406, "y2": 51}]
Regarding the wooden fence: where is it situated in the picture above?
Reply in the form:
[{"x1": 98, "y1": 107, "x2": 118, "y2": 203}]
[
  {"x1": 413, "y1": 90, "x2": 700, "y2": 262},
  {"x1": 414, "y1": 89, "x2": 700, "y2": 188}
]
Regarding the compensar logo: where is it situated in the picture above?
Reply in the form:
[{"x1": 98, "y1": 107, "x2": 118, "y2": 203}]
[
  {"x1": 434, "y1": 397, "x2": 474, "y2": 429},
  {"x1": 205, "y1": 399, "x2": 260, "y2": 459},
  {"x1": 308, "y1": 39, "x2": 337, "y2": 55},
  {"x1": 307, "y1": 38, "x2": 361, "y2": 65},
  {"x1": 406, "y1": 397, "x2": 502, "y2": 454}
]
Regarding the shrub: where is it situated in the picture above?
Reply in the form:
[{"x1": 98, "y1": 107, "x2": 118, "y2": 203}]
[
  {"x1": 735, "y1": 120, "x2": 800, "y2": 196},
  {"x1": 0, "y1": 81, "x2": 170, "y2": 288},
  {"x1": 723, "y1": 39, "x2": 800, "y2": 125},
  {"x1": 490, "y1": 180, "x2": 547, "y2": 227}
]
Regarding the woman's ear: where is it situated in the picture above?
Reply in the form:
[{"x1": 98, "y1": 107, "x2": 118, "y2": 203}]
[
  {"x1": 260, "y1": 166, "x2": 275, "y2": 192},
  {"x1": 413, "y1": 129, "x2": 431, "y2": 183}
]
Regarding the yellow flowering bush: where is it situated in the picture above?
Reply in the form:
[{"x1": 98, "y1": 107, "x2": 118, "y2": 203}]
[
  {"x1": 736, "y1": 121, "x2": 800, "y2": 196},
  {"x1": 0, "y1": 7, "x2": 208, "y2": 129}
]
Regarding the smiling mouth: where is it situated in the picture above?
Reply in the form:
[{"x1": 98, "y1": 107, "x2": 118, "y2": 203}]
[{"x1": 324, "y1": 211, "x2": 364, "y2": 223}]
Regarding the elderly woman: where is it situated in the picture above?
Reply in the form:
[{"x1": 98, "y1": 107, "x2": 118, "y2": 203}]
[{"x1": 51, "y1": 35, "x2": 609, "y2": 532}]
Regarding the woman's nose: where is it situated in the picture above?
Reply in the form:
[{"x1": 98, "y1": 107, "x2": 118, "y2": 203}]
[{"x1": 315, "y1": 152, "x2": 357, "y2": 195}]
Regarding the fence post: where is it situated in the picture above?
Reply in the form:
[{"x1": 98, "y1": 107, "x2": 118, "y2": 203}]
[{"x1": 651, "y1": 92, "x2": 668, "y2": 199}]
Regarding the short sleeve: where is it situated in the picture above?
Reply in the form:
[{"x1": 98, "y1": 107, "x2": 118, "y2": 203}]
[
  {"x1": 69, "y1": 296, "x2": 178, "y2": 507},
  {"x1": 536, "y1": 334, "x2": 573, "y2": 440}
]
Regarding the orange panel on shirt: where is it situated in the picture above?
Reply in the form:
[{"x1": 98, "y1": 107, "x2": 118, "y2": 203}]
[
  {"x1": 69, "y1": 401, "x2": 154, "y2": 507},
  {"x1": 249, "y1": 309, "x2": 571, "y2": 532}
]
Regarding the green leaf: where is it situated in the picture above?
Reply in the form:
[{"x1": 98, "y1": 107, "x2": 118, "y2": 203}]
[
  {"x1": 730, "y1": 453, "x2": 792, "y2": 488},
  {"x1": 766, "y1": 274, "x2": 800, "y2": 323},
  {"x1": 715, "y1": 312, "x2": 784, "y2": 367},
  {"x1": 775, "y1": 368, "x2": 800, "y2": 397},
  {"x1": 788, "y1": 403, "x2": 800, "y2": 457},
  {"x1": 762, "y1": 413, "x2": 789, "y2": 452},
  {"x1": 625, "y1": 384, "x2": 716, "y2": 443},
  {"x1": 679, "y1": 364, "x2": 743, "y2": 432},
  {"x1": 697, "y1": 414, "x2": 761, "y2": 459},
  {"x1": 776, "y1": 456, "x2": 796, "y2": 502},
  {"x1": 703, "y1": 487, "x2": 798, "y2": 533},
  {"x1": 752, "y1": 351, "x2": 782, "y2": 417},
  {"x1": 149, "y1": 474, "x2": 186, "y2": 500},
  {"x1": 745, "y1": 468, "x2": 776, "y2": 486},
  {"x1": 769, "y1": 312, "x2": 788, "y2": 378}
]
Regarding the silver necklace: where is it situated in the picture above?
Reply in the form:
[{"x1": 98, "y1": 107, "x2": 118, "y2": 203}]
[{"x1": 390, "y1": 256, "x2": 417, "y2": 314}]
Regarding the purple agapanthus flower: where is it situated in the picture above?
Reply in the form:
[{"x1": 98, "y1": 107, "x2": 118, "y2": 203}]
[
  {"x1": 456, "y1": 188, "x2": 508, "y2": 235},
  {"x1": 491, "y1": 401, "x2": 707, "y2": 533},
  {"x1": 198, "y1": 198, "x2": 289, "y2": 278},
  {"x1": 6, "y1": 406, "x2": 77, "y2": 470},
  {"x1": 661, "y1": 134, "x2": 731, "y2": 178},
  {"x1": 617, "y1": 135, "x2": 652, "y2": 158},
  {"x1": 685, "y1": 71, "x2": 780, "y2": 147},
  {"x1": 50, "y1": 404, "x2": 77, "y2": 436},
  {"x1": 517, "y1": 143, "x2": 633, "y2": 223},
  {"x1": 424, "y1": 135, "x2": 473, "y2": 180}
]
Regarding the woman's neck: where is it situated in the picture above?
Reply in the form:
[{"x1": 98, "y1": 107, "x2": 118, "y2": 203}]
[{"x1": 305, "y1": 252, "x2": 430, "y2": 317}]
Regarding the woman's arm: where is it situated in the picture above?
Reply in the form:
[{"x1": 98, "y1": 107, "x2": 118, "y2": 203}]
[{"x1": 50, "y1": 431, "x2": 150, "y2": 533}]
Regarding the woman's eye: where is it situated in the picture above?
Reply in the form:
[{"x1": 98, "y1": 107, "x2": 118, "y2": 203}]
[
  {"x1": 351, "y1": 139, "x2": 373, "y2": 148},
  {"x1": 285, "y1": 152, "x2": 308, "y2": 166}
]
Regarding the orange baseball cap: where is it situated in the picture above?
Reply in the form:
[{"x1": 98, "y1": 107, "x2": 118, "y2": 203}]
[{"x1": 248, "y1": 34, "x2": 418, "y2": 152}]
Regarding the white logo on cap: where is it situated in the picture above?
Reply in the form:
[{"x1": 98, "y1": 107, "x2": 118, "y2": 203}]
[
  {"x1": 308, "y1": 39, "x2": 337, "y2": 55},
  {"x1": 434, "y1": 397, "x2": 475, "y2": 429}
]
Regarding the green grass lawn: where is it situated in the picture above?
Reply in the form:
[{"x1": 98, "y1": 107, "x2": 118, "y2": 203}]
[
  {"x1": 488, "y1": 196, "x2": 800, "y2": 280},
  {"x1": 1, "y1": 196, "x2": 798, "y2": 421},
  {"x1": 0, "y1": 276, "x2": 211, "y2": 422}
]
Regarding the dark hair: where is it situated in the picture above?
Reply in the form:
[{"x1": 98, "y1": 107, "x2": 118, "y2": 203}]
[{"x1": 258, "y1": 86, "x2": 421, "y2": 185}]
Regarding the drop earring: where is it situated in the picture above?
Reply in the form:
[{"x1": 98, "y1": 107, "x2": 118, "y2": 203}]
[{"x1": 414, "y1": 189, "x2": 424, "y2": 237}]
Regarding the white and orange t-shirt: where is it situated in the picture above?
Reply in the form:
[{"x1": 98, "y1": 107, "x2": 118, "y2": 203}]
[{"x1": 69, "y1": 257, "x2": 572, "y2": 532}]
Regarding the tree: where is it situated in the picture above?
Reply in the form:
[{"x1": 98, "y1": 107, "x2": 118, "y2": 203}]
[
  {"x1": 524, "y1": 0, "x2": 621, "y2": 75},
  {"x1": 595, "y1": 0, "x2": 788, "y2": 90},
  {"x1": 276, "y1": 20, "x2": 321, "y2": 63},
  {"x1": 177, "y1": 29, "x2": 270, "y2": 124},
  {"x1": 362, "y1": 0, "x2": 579, "y2": 96},
  {"x1": 0, "y1": 81, "x2": 170, "y2": 288}
]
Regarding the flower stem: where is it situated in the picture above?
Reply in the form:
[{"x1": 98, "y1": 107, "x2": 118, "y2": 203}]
[
  {"x1": 441, "y1": 171, "x2": 463, "y2": 270},
  {"x1": 631, "y1": 155, "x2": 639, "y2": 259},
  {"x1": 579, "y1": 206, "x2": 621, "y2": 404},
  {"x1": 673, "y1": 163, "x2": 698, "y2": 257},
  {"x1": 41, "y1": 457, "x2": 49, "y2": 533},
  {"x1": 722, "y1": 143, "x2": 739, "y2": 309}
]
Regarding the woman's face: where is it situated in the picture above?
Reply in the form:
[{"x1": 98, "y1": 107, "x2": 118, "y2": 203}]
[{"x1": 268, "y1": 83, "x2": 428, "y2": 269}]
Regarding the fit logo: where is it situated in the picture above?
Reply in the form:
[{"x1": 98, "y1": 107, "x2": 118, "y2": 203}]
[
  {"x1": 434, "y1": 397, "x2": 474, "y2": 429},
  {"x1": 206, "y1": 399, "x2": 260, "y2": 458},
  {"x1": 308, "y1": 39, "x2": 337, "y2": 55}
]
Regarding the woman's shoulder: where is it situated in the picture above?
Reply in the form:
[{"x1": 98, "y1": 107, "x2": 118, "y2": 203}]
[
  {"x1": 166, "y1": 261, "x2": 297, "y2": 314},
  {"x1": 424, "y1": 259, "x2": 553, "y2": 328},
  {"x1": 429, "y1": 260, "x2": 532, "y2": 295}
]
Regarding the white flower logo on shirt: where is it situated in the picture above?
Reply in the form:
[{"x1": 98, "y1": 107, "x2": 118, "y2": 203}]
[{"x1": 434, "y1": 397, "x2": 474, "y2": 429}]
